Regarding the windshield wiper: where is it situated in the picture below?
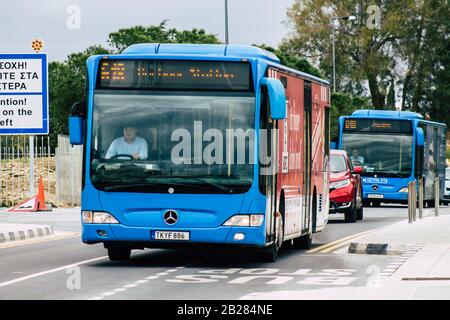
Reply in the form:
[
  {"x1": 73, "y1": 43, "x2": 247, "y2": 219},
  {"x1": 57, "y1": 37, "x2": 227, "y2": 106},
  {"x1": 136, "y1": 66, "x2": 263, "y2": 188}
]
[
  {"x1": 102, "y1": 177, "x2": 236, "y2": 193},
  {"x1": 103, "y1": 183, "x2": 159, "y2": 191},
  {"x1": 148, "y1": 174, "x2": 237, "y2": 193},
  {"x1": 102, "y1": 181, "x2": 200, "y2": 191},
  {"x1": 371, "y1": 171, "x2": 406, "y2": 178}
]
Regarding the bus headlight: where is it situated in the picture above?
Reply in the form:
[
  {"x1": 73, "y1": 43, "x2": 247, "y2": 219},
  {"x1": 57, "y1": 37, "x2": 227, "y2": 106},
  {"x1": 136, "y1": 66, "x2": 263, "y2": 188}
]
[
  {"x1": 398, "y1": 187, "x2": 408, "y2": 193},
  {"x1": 223, "y1": 215, "x2": 264, "y2": 227},
  {"x1": 82, "y1": 211, "x2": 119, "y2": 224}
]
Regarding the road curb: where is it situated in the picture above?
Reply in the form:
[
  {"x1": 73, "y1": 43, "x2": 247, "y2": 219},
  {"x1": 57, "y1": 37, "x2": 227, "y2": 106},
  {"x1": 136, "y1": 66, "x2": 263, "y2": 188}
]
[
  {"x1": 348, "y1": 242, "x2": 409, "y2": 255},
  {"x1": 0, "y1": 225, "x2": 54, "y2": 244}
]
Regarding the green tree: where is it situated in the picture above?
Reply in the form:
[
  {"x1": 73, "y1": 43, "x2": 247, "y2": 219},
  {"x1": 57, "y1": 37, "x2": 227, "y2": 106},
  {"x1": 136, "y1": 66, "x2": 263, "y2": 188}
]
[
  {"x1": 48, "y1": 45, "x2": 109, "y2": 147},
  {"x1": 48, "y1": 23, "x2": 221, "y2": 147},
  {"x1": 282, "y1": 0, "x2": 449, "y2": 112},
  {"x1": 255, "y1": 44, "x2": 322, "y2": 77},
  {"x1": 108, "y1": 21, "x2": 221, "y2": 53},
  {"x1": 330, "y1": 92, "x2": 372, "y2": 140},
  {"x1": 430, "y1": 17, "x2": 450, "y2": 125},
  {"x1": 396, "y1": 0, "x2": 449, "y2": 113}
]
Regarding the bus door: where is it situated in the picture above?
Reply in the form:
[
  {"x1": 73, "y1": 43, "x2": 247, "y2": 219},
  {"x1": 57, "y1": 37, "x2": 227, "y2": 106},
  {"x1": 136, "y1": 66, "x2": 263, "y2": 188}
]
[
  {"x1": 303, "y1": 81, "x2": 313, "y2": 232},
  {"x1": 260, "y1": 86, "x2": 278, "y2": 243}
]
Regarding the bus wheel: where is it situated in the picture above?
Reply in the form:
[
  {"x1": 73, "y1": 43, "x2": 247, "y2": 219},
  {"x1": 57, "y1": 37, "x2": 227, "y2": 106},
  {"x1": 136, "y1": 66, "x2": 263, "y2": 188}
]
[
  {"x1": 293, "y1": 232, "x2": 312, "y2": 249},
  {"x1": 107, "y1": 247, "x2": 131, "y2": 261},
  {"x1": 261, "y1": 213, "x2": 283, "y2": 262}
]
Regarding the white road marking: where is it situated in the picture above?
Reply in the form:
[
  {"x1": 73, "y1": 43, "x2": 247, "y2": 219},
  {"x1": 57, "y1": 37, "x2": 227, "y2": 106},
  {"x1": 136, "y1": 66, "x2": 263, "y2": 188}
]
[
  {"x1": 0, "y1": 256, "x2": 108, "y2": 288},
  {"x1": 135, "y1": 279, "x2": 148, "y2": 284},
  {"x1": 87, "y1": 268, "x2": 181, "y2": 300}
]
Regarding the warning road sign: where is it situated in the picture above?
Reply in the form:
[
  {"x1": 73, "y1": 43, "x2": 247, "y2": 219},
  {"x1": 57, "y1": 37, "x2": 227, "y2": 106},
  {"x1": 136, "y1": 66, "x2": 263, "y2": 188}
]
[{"x1": 0, "y1": 54, "x2": 48, "y2": 135}]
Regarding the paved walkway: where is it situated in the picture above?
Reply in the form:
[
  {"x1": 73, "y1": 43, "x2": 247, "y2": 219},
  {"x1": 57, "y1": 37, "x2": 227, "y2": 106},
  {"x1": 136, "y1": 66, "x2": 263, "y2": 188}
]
[{"x1": 243, "y1": 208, "x2": 450, "y2": 300}]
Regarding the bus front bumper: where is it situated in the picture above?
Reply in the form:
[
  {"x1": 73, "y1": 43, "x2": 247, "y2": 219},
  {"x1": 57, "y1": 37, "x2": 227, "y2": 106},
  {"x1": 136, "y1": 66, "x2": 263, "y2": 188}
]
[
  {"x1": 82, "y1": 223, "x2": 267, "y2": 247},
  {"x1": 363, "y1": 191, "x2": 408, "y2": 203}
]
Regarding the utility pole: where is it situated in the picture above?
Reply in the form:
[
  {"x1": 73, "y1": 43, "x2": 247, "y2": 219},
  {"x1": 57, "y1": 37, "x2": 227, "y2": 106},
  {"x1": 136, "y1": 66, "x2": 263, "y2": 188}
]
[
  {"x1": 331, "y1": 15, "x2": 356, "y2": 92},
  {"x1": 332, "y1": 26, "x2": 336, "y2": 92},
  {"x1": 225, "y1": 0, "x2": 229, "y2": 44}
]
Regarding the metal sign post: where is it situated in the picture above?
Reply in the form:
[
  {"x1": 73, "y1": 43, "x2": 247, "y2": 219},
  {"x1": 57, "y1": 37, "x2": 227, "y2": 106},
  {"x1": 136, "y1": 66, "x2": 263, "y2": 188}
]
[
  {"x1": 418, "y1": 177, "x2": 424, "y2": 219},
  {"x1": 408, "y1": 181, "x2": 413, "y2": 223},
  {"x1": 29, "y1": 135, "x2": 34, "y2": 196},
  {"x1": 435, "y1": 177, "x2": 439, "y2": 217}
]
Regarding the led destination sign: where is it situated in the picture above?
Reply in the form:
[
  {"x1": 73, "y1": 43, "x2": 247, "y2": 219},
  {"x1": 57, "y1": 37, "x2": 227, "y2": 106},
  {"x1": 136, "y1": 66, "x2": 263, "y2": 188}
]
[
  {"x1": 344, "y1": 119, "x2": 412, "y2": 134},
  {"x1": 97, "y1": 60, "x2": 251, "y2": 91}
]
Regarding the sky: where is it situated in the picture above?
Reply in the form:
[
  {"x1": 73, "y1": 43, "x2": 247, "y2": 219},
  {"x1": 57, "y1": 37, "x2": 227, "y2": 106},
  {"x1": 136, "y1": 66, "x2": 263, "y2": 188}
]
[{"x1": 0, "y1": 0, "x2": 295, "y2": 62}]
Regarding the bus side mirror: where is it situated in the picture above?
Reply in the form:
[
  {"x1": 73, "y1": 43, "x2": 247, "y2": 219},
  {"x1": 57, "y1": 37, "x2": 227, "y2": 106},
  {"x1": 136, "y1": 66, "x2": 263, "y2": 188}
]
[
  {"x1": 416, "y1": 127, "x2": 424, "y2": 147},
  {"x1": 261, "y1": 77, "x2": 286, "y2": 120},
  {"x1": 69, "y1": 101, "x2": 86, "y2": 145},
  {"x1": 415, "y1": 127, "x2": 424, "y2": 178}
]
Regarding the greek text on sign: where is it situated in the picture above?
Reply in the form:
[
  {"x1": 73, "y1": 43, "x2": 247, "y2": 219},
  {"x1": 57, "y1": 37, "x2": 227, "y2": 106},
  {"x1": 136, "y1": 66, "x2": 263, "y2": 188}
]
[{"x1": 0, "y1": 54, "x2": 48, "y2": 135}]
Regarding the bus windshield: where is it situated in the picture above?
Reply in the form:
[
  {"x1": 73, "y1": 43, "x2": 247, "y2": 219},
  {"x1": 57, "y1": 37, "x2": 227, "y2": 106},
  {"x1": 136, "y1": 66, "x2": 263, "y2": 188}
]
[
  {"x1": 90, "y1": 92, "x2": 255, "y2": 194},
  {"x1": 342, "y1": 133, "x2": 413, "y2": 177}
]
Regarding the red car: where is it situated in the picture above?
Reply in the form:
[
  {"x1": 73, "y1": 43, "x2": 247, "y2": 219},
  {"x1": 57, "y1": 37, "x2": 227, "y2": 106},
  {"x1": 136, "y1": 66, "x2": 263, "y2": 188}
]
[{"x1": 329, "y1": 150, "x2": 364, "y2": 222}]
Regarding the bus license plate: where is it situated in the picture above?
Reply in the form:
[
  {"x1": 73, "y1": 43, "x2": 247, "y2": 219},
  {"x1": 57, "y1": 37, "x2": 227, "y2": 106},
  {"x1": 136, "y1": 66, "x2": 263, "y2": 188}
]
[
  {"x1": 368, "y1": 194, "x2": 384, "y2": 199},
  {"x1": 153, "y1": 231, "x2": 190, "y2": 241}
]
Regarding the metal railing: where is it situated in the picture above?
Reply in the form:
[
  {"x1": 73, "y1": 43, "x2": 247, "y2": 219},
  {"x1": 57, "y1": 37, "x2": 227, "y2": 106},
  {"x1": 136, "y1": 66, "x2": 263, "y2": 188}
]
[
  {"x1": 408, "y1": 176, "x2": 440, "y2": 223},
  {"x1": 0, "y1": 135, "x2": 54, "y2": 206},
  {"x1": 0, "y1": 135, "x2": 82, "y2": 207}
]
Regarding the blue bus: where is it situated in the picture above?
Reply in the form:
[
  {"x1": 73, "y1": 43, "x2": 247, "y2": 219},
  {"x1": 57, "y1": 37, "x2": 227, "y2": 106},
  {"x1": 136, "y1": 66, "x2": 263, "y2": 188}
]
[
  {"x1": 69, "y1": 44, "x2": 331, "y2": 262},
  {"x1": 337, "y1": 110, "x2": 446, "y2": 206}
]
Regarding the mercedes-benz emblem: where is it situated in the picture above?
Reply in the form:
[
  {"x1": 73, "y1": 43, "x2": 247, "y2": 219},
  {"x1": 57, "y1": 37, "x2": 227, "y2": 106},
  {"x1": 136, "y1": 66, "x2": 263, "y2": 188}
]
[
  {"x1": 163, "y1": 210, "x2": 178, "y2": 225},
  {"x1": 372, "y1": 184, "x2": 379, "y2": 191}
]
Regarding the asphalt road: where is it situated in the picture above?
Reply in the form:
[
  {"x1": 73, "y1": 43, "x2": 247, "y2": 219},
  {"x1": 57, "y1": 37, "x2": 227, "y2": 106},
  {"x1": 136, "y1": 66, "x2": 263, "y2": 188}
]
[{"x1": 0, "y1": 205, "x2": 412, "y2": 300}]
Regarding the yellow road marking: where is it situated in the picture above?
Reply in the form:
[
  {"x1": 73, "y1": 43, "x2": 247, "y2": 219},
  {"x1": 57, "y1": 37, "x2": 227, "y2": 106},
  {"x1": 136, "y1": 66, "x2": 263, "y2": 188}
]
[
  {"x1": 307, "y1": 230, "x2": 374, "y2": 254},
  {"x1": 0, "y1": 232, "x2": 80, "y2": 250}
]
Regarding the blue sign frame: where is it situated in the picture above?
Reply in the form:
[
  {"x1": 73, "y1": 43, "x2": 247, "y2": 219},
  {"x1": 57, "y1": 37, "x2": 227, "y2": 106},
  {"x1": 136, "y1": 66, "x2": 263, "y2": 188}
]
[{"x1": 0, "y1": 54, "x2": 48, "y2": 135}]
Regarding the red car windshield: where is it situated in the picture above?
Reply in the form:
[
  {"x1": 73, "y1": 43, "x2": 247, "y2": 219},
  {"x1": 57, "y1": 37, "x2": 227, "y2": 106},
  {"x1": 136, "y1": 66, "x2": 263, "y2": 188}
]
[{"x1": 330, "y1": 155, "x2": 347, "y2": 173}]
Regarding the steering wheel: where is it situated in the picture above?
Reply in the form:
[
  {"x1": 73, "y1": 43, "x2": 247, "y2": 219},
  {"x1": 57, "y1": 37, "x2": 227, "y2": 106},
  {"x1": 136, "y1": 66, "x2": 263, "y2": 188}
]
[{"x1": 109, "y1": 154, "x2": 134, "y2": 160}]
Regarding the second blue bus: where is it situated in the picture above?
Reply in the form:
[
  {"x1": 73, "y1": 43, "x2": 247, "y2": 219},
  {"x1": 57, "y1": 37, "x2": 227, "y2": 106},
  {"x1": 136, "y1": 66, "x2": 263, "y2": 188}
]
[{"x1": 337, "y1": 110, "x2": 446, "y2": 206}]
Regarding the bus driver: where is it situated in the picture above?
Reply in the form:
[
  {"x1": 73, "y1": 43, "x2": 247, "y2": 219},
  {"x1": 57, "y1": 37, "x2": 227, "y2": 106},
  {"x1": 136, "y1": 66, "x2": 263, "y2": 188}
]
[{"x1": 105, "y1": 123, "x2": 148, "y2": 160}]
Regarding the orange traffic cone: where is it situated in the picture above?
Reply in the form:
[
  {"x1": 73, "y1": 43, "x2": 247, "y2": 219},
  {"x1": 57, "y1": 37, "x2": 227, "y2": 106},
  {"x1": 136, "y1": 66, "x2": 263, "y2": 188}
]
[
  {"x1": 7, "y1": 176, "x2": 50, "y2": 212},
  {"x1": 36, "y1": 176, "x2": 48, "y2": 211}
]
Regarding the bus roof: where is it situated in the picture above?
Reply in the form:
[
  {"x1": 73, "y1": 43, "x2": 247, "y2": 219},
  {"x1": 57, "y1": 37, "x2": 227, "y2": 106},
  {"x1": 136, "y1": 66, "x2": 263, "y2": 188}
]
[
  {"x1": 122, "y1": 43, "x2": 281, "y2": 63},
  {"x1": 350, "y1": 109, "x2": 423, "y2": 119},
  {"x1": 111, "y1": 43, "x2": 330, "y2": 87}
]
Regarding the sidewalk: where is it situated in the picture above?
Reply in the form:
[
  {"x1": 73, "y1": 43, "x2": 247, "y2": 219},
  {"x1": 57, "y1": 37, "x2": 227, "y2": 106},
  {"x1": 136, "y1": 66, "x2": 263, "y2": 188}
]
[
  {"x1": 349, "y1": 208, "x2": 450, "y2": 280},
  {"x1": 0, "y1": 223, "x2": 54, "y2": 243},
  {"x1": 243, "y1": 208, "x2": 450, "y2": 300}
]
